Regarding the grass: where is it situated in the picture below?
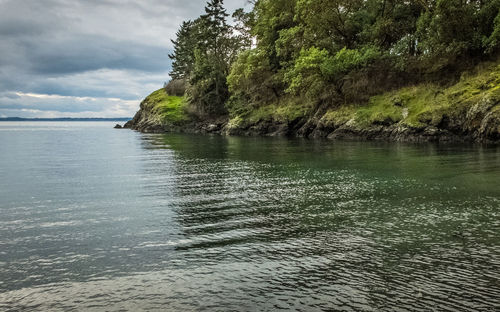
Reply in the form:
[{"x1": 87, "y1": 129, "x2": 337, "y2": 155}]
[
  {"x1": 142, "y1": 61, "x2": 500, "y2": 134},
  {"x1": 144, "y1": 89, "x2": 189, "y2": 124},
  {"x1": 230, "y1": 62, "x2": 500, "y2": 130},
  {"x1": 234, "y1": 96, "x2": 315, "y2": 127},
  {"x1": 320, "y1": 61, "x2": 500, "y2": 129},
  {"x1": 322, "y1": 105, "x2": 357, "y2": 126}
]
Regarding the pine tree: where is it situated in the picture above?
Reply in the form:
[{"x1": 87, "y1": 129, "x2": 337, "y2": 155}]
[
  {"x1": 167, "y1": 0, "x2": 252, "y2": 116},
  {"x1": 168, "y1": 20, "x2": 197, "y2": 80},
  {"x1": 201, "y1": 0, "x2": 231, "y2": 108}
]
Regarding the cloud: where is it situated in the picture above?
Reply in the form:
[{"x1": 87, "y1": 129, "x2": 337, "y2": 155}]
[
  {"x1": 0, "y1": 0, "x2": 249, "y2": 118},
  {"x1": 27, "y1": 35, "x2": 169, "y2": 75},
  {"x1": 0, "y1": 91, "x2": 138, "y2": 117}
]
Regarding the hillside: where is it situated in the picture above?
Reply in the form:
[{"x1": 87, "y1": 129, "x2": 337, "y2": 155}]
[{"x1": 126, "y1": 61, "x2": 500, "y2": 143}]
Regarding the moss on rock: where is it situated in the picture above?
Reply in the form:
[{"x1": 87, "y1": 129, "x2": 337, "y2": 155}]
[
  {"x1": 143, "y1": 89, "x2": 188, "y2": 125},
  {"x1": 128, "y1": 62, "x2": 500, "y2": 143}
]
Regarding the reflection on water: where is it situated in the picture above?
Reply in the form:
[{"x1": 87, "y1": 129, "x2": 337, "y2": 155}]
[{"x1": 0, "y1": 122, "x2": 499, "y2": 311}]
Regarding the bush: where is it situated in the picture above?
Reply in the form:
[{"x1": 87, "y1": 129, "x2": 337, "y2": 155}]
[
  {"x1": 164, "y1": 79, "x2": 187, "y2": 97},
  {"x1": 284, "y1": 46, "x2": 382, "y2": 101},
  {"x1": 485, "y1": 11, "x2": 500, "y2": 54},
  {"x1": 227, "y1": 49, "x2": 283, "y2": 116}
]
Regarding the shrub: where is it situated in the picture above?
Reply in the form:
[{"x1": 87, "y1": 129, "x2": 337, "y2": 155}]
[
  {"x1": 285, "y1": 46, "x2": 381, "y2": 101},
  {"x1": 164, "y1": 79, "x2": 187, "y2": 96},
  {"x1": 227, "y1": 49, "x2": 283, "y2": 116}
]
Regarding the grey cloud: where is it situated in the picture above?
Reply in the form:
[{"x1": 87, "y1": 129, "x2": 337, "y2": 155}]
[
  {"x1": 0, "y1": 95, "x2": 109, "y2": 113},
  {"x1": 0, "y1": 0, "x2": 68, "y2": 37},
  {"x1": 0, "y1": 0, "x2": 248, "y2": 117},
  {"x1": 1, "y1": 92, "x2": 21, "y2": 99},
  {"x1": 26, "y1": 35, "x2": 169, "y2": 75}
]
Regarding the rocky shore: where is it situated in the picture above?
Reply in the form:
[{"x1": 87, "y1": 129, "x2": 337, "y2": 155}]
[
  {"x1": 124, "y1": 63, "x2": 500, "y2": 144},
  {"x1": 124, "y1": 99, "x2": 500, "y2": 144}
]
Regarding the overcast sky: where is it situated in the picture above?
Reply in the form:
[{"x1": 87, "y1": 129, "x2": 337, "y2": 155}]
[{"x1": 0, "y1": 0, "x2": 249, "y2": 118}]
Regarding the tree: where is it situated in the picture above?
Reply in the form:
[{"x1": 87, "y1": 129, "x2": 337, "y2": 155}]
[
  {"x1": 168, "y1": 0, "x2": 251, "y2": 115},
  {"x1": 170, "y1": 0, "x2": 500, "y2": 119},
  {"x1": 252, "y1": 0, "x2": 298, "y2": 69},
  {"x1": 186, "y1": 0, "x2": 231, "y2": 115},
  {"x1": 232, "y1": 8, "x2": 254, "y2": 51},
  {"x1": 295, "y1": 0, "x2": 365, "y2": 51},
  {"x1": 169, "y1": 20, "x2": 198, "y2": 80}
]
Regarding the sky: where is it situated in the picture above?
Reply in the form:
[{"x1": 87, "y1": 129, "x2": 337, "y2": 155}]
[{"x1": 0, "y1": 0, "x2": 249, "y2": 118}]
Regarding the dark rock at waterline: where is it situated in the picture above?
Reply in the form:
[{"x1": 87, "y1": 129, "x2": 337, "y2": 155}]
[
  {"x1": 123, "y1": 120, "x2": 134, "y2": 129},
  {"x1": 114, "y1": 124, "x2": 123, "y2": 129},
  {"x1": 125, "y1": 105, "x2": 500, "y2": 143},
  {"x1": 205, "y1": 124, "x2": 219, "y2": 132}
]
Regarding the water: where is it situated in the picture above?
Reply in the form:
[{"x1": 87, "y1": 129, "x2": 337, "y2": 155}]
[{"x1": 0, "y1": 121, "x2": 499, "y2": 311}]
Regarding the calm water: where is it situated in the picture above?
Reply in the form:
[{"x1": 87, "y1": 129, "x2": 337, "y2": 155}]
[{"x1": 0, "y1": 122, "x2": 499, "y2": 311}]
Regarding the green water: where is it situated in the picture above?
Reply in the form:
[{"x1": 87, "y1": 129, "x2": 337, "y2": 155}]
[{"x1": 0, "y1": 122, "x2": 499, "y2": 311}]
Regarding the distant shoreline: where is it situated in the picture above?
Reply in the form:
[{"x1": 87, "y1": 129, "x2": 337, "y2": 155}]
[{"x1": 0, "y1": 117, "x2": 131, "y2": 122}]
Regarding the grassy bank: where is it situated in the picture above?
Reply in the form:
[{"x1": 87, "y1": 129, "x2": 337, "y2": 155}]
[
  {"x1": 227, "y1": 96, "x2": 315, "y2": 130},
  {"x1": 225, "y1": 61, "x2": 500, "y2": 138},
  {"x1": 143, "y1": 89, "x2": 188, "y2": 125},
  {"x1": 133, "y1": 61, "x2": 500, "y2": 142},
  {"x1": 320, "y1": 62, "x2": 500, "y2": 130}
]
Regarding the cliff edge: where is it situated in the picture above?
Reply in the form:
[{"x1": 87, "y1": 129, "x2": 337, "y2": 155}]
[{"x1": 126, "y1": 62, "x2": 500, "y2": 144}]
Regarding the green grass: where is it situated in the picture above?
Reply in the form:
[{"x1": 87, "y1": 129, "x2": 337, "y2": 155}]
[
  {"x1": 349, "y1": 84, "x2": 448, "y2": 128},
  {"x1": 231, "y1": 61, "x2": 500, "y2": 130},
  {"x1": 143, "y1": 61, "x2": 500, "y2": 133},
  {"x1": 320, "y1": 61, "x2": 500, "y2": 129},
  {"x1": 237, "y1": 96, "x2": 315, "y2": 126},
  {"x1": 144, "y1": 89, "x2": 188, "y2": 124},
  {"x1": 322, "y1": 105, "x2": 357, "y2": 126}
]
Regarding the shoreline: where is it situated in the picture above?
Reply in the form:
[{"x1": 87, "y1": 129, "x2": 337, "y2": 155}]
[
  {"x1": 124, "y1": 62, "x2": 500, "y2": 145},
  {"x1": 123, "y1": 112, "x2": 500, "y2": 145}
]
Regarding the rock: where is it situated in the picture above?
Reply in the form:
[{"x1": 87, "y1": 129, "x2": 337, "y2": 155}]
[
  {"x1": 206, "y1": 124, "x2": 219, "y2": 132},
  {"x1": 402, "y1": 108, "x2": 409, "y2": 119},
  {"x1": 268, "y1": 124, "x2": 289, "y2": 137},
  {"x1": 114, "y1": 124, "x2": 123, "y2": 129},
  {"x1": 123, "y1": 120, "x2": 134, "y2": 129},
  {"x1": 423, "y1": 126, "x2": 439, "y2": 136}
]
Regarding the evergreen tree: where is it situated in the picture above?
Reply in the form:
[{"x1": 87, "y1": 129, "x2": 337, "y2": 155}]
[
  {"x1": 169, "y1": 20, "x2": 197, "y2": 80},
  {"x1": 169, "y1": 0, "x2": 500, "y2": 118},
  {"x1": 187, "y1": 0, "x2": 241, "y2": 115},
  {"x1": 202, "y1": 0, "x2": 230, "y2": 110}
]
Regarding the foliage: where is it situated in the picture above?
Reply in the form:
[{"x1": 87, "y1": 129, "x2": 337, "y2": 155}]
[
  {"x1": 167, "y1": 0, "x2": 500, "y2": 123},
  {"x1": 145, "y1": 89, "x2": 188, "y2": 124},
  {"x1": 320, "y1": 61, "x2": 500, "y2": 129},
  {"x1": 414, "y1": 0, "x2": 500, "y2": 71},
  {"x1": 164, "y1": 79, "x2": 186, "y2": 97},
  {"x1": 285, "y1": 46, "x2": 381, "y2": 99},
  {"x1": 227, "y1": 49, "x2": 283, "y2": 115},
  {"x1": 168, "y1": 0, "x2": 249, "y2": 116},
  {"x1": 295, "y1": 0, "x2": 364, "y2": 50},
  {"x1": 284, "y1": 47, "x2": 330, "y2": 98},
  {"x1": 232, "y1": 8, "x2": 254, "y2": 51},
  {"x1": 485, "y1": 10, "x2": 500, "y2": 53},
  {"x1": 169, "y1": 20, "x2": 199, "y2": 80}
]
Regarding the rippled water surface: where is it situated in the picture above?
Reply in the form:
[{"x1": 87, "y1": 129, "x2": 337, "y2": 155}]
[{"x1": 0, "y1": 121, "x2": 499, "y2": 311}]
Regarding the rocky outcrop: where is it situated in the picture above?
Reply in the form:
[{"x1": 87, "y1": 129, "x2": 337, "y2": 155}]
[
  {"x1": 125, "y1": 64, "x2": 500, "y2": 144},
  {"x1": 123, "y1": 94, "x2": 227, "y2": 135},
  {"x1": 223, "y1": 111, "x2": 499, "y2": 144},
  {"x1": 123, "y1": 98, "x2": 165, "y2": 133},
  {"x1": 125, "y1": 99, "x2": 500, "y2": 144}
]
